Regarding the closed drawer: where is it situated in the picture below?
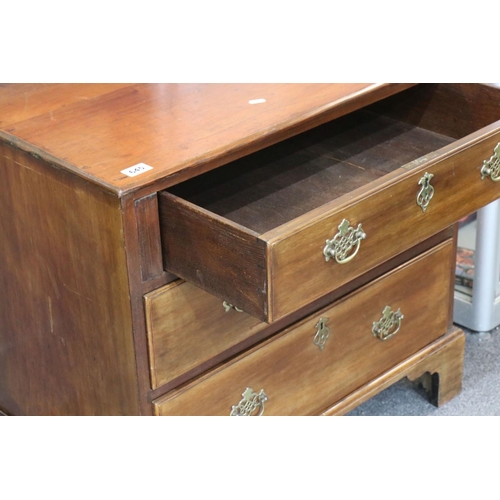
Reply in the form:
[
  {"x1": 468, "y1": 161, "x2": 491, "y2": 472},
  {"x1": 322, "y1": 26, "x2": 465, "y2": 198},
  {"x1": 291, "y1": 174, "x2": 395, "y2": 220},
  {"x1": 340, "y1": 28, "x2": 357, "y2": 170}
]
[
  {"x1": 144, "y1": 280, "x2": 266, "y2": 389},
  {"x1": 145, "y1": 229, "x2": 452, "y2": 391},
  {"x1": 154, "y1": 239, "x2": 453, "y2": 416},
  {"x1": 159, "y1": 84, "x2": 500, "y2": 323}
]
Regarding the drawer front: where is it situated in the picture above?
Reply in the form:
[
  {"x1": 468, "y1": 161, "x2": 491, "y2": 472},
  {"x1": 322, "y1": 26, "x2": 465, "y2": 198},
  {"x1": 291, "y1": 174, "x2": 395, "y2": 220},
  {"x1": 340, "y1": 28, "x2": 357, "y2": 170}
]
[
  {"x1": 270, "y1": 128, "x2": 500, "y2": 319},
  {"x1": 145, "y1": 281, "x2": 267, "y2": 389},
  {"x1": 154, "y1": 240, "x2": 453, "y2": 416},
  {"x1": 160, "y1": 124, "x2": 500, "y2": 324}
]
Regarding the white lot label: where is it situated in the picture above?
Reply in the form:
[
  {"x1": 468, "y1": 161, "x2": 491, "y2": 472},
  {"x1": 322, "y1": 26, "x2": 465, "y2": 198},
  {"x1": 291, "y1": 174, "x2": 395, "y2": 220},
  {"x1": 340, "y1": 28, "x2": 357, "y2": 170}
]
[{"x1": 120, "y1": 163, "x2": 154, "y2": 177}]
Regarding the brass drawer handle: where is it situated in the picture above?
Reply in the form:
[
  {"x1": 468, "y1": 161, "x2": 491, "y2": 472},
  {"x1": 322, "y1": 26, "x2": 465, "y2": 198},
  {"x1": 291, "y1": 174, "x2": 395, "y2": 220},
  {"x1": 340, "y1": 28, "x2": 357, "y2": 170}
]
[
  {"x1": 230, "y1": 388, "x2": 268, "y2": 416},
  {"x1": 223, "y1": 301, "x2": 243, "y2": 313},
  {"x1": 372, "y1": 306, "x2": 404, "y2": 341},
  {"x1": 313, "y1": 317, "x2": 330, "y2": 351},
  {"x1": 323, "y1": 219, "x2": 366, "y2": 264},
  {"x1": 416, "y1": 172, "x2": 434, "y2": 212},
  {"x1": 480, "y1": 143, "x2": 500, "y2": 182}
]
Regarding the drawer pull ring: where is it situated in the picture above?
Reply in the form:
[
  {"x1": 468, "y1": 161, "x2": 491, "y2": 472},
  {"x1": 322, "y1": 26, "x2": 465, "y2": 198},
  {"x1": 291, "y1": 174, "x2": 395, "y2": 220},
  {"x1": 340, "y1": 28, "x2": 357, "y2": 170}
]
[
  {"x1": 416, "y1": 172, "x2": 434, "y2": 212},
  {"x1": 480, "y1": 143, "x2": 500, "y2": 182},
  {"x1": 223, "y1": 301, "x2": 243, "y2": 313},
  {"x1": 313, "y1": 317, "x2": 330, "y2": 351},
  {"x1": 372, "y1": 306, "x2": 404, "y2": 341},
  {"x1": 323, "y1": 219, "x2": 366, "y2": 264},
  {"x1": 230, "y1": 388, "x2": 268, "y2": 416}
]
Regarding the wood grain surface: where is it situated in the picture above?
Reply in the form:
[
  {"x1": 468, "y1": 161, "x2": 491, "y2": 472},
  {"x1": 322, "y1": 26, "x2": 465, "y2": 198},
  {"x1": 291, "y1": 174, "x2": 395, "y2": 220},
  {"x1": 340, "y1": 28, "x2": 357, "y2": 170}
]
[
  {"x1": 134, "y1": 194, "x2": 165, "y2": 282},
  {"x1": 367, "y1": 83, "x2": 500, "y2": 139},
  {"x1": 169, "y1": 110, "x2": 454, "y2": 233},
  {"x1": 160, "y1": 101, "x2": 500, "y2": 322},
  {"x1": 145, "y1": 280, "x2": 267, "y2": 389},
  {"x1": 321, "y1": 326, "x2": 465, "y2": 415},
  {"x1": 159, "y1": 191, "x2": 269, "y2": 320},
  {"x1": 268, "y1": 126, "x2": 500, "y2": 320},
  {"x1": 0, "y1": 83, "x2": 130, "y2": 128},
  {"x1": 149, "y1": 227, "x2": 454, "y2": 399},
  {"x1": 0, "y1": 84, "x2": 415, "y2": 195},
  {"x1": 0, "y1": 83, "x2": 482, "y2": 416},
  {"x1": 0, "y1": 142, "x2": 139, "y2": 415},
  {"x1": 154, "y1": 240, "x2": 452, "y2": 416}
]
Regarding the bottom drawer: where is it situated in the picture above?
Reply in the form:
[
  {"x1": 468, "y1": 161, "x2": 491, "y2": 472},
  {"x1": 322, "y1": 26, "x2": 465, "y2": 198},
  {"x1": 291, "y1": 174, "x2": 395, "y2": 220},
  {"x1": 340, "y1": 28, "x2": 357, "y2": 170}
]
[{"x1": 154, "y1": 240, "x2": 453, "y2": 416}]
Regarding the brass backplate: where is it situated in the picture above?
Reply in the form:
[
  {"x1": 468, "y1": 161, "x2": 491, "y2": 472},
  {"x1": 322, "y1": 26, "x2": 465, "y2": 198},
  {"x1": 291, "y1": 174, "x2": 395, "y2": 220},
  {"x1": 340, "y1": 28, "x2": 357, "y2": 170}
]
[
  {"x1": 230, "y1": 388, "x2": 268, "y2": 416},
  {"x1": 372, "y1": 306, "x2": 404, "y2": 341},
  {"x1": 323, "y1": 219, "x2": 366, "y2": 264}
]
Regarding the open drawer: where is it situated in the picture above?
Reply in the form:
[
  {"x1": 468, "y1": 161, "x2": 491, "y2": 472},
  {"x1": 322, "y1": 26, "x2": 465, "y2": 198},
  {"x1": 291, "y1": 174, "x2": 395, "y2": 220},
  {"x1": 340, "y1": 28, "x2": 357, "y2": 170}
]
[{"x1": 159, "y1": 83, "x2": 500, "y2": 323}]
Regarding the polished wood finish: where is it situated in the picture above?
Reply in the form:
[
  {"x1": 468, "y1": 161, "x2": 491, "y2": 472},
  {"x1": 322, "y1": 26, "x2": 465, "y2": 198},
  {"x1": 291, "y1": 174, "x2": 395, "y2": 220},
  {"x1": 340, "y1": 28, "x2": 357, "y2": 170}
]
[
  {"x1": 322, "y1": 326, "x2": 465, "y2": 415},
  {"x1": 149, "y1": 227, "x2": 454, "y2": 399},
  {"x1": 159, "y1": 88, "x2": 500, "y2": 322},
  {"x1": 0, "y1": 143, "x2": 139, "y2": 415},
  {"x1": 0, "y1": 84, "x2": 414, "y2": 195},
  {"x1": 120, "y1": 193, "x2": 166, "y2": 415},
  {"x1": 406, "y1": 328, "x2": 465, "y2": 407},
  {"x1": 0, "y1": 84, "x2": 130, "y2": 128},
  {"x1": 169, "y1": 110, "x2": 453, "y2": 233},
  {"x1": 159, "y1": 193, "x2": 268, "y2": 320},
  {"x1": 145, "y1": 280, "x2": 266, "y2": 389},
  {"x1": 134, "y1": 194, "x2": 165, "y2": 282},
  {"x1": 268, "y1": 126, "x2": 500, "y2": 320},
  {"x1": 0, "y1": 84, "x2": 485, "y2": 416},
  {"x1": 154, "y1": 241, "x2": 453, "y2": 416}
]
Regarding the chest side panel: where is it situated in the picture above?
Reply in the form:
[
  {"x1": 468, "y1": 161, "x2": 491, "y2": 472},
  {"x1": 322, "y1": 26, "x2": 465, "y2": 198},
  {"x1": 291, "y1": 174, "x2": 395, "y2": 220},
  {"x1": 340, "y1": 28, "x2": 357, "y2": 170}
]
[{"x1": 0, "y1": 142, "x2": 140, "y2": 415}]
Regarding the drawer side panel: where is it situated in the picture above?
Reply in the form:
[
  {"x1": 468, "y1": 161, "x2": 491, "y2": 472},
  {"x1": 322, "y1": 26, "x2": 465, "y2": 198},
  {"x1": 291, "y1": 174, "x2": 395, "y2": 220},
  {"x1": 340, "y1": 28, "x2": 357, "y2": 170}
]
[
  {"x1": 0, "y1": 142, "x2": 139, "y2": 415},
  {"x1": 367, "y1": 83, "x2": 500, "y2": 140},
  {"x1": 158, "y1": 192, "x2": 268, "y2": 321}
]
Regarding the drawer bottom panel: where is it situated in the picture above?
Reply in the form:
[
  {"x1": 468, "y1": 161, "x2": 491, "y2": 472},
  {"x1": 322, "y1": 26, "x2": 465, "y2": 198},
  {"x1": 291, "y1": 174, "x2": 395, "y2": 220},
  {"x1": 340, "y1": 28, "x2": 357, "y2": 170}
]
[{"x1": 154, "y1": 240, "x2": 453, "y2": 416}]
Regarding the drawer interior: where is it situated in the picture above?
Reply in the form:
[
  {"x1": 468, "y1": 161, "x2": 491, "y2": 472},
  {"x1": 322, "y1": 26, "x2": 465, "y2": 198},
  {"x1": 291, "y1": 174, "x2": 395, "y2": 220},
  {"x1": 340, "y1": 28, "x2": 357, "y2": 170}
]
[{"x1": 168, "y1": 83, "x2": 500, "y2": 235}]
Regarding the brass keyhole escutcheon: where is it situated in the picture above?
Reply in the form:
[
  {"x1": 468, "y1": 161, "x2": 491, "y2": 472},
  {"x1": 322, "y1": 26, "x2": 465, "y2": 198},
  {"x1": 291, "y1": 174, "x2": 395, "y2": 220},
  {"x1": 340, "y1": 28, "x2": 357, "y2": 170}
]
[
  {"x1": 480, "y1": 143, "x2": 500, "y2": 182},
  {"x1": 313, "y1": 317, "x2": 330, "y2": 351},
  {"x1": 323, "y1": 219, "x2": 366, "y2": 264},
  {"x1": 417, "y1": 172, "x2": 434, "y2": 212},
  {"x1": 230, "y1": 388, "x2": 268, "y2": 416}
]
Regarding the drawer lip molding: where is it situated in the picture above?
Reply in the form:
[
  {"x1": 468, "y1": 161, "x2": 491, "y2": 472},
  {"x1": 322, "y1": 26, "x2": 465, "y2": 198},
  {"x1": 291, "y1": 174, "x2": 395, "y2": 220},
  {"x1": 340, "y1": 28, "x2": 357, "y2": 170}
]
[
  {"x1": 153, "y1": 240, "x2": 454, "y2": 416},
  {"x1": 159, "y1": 84, "x2": 500, "y2": 323}
]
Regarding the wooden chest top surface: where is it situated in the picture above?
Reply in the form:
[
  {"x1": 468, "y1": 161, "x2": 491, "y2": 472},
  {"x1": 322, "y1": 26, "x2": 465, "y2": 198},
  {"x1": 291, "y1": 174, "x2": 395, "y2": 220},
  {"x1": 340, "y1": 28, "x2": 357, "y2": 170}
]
[{"x1": 0, "y1": 83, "x2": 414, "y2": 195}]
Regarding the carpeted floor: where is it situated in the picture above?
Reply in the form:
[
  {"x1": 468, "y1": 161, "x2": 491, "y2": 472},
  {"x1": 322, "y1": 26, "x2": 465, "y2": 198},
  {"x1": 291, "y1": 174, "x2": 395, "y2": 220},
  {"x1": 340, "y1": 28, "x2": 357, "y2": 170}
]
[{"x1": 347, "y1": 325, "x2": 500, "y2": 416}]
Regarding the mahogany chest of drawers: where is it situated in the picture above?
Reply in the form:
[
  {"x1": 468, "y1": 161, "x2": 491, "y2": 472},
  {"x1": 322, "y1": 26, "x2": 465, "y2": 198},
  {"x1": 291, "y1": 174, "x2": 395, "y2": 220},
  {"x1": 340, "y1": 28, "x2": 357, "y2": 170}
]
[{"x1": 1, "y1": 83, "x2": 499, "y2": 415}]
